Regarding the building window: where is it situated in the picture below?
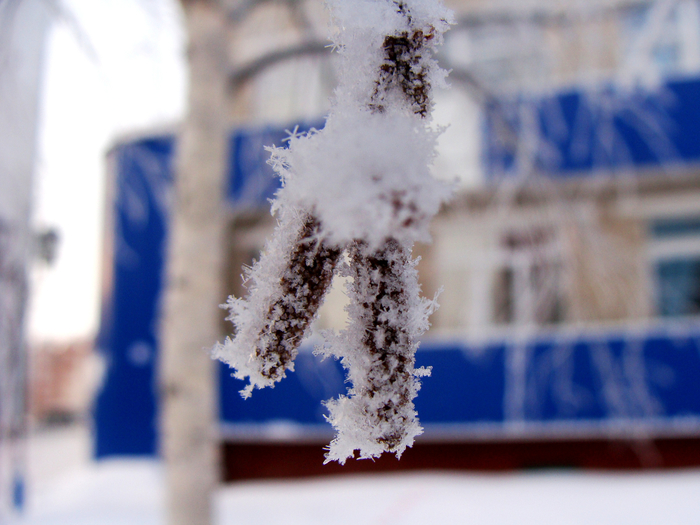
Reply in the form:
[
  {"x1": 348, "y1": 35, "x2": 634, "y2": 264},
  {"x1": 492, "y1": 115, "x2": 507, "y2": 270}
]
[
  {"x1": 656, "y1": 259, "x2": 700, "y2": 316},
  {"x1": 650, "y1": 216, "x2": 700, "y2": 317},
  {"x1": 492, "y1": 227, "x2": 564, "y2": 326}
]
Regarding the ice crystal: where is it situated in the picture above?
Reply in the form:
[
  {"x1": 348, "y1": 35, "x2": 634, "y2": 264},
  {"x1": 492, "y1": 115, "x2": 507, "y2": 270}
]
[
  {"x1": 213, "y1": 210, "x2": 341, "y2": 398},
  {"x1": 320, "y1": 240, "x2": 438, "y2": 463},
  {"x1": 215, "y1": 0, "x2": 453, "y2": 462}
]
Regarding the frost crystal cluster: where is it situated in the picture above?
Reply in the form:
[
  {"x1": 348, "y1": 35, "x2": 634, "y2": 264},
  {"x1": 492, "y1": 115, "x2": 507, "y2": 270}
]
[{"x1": 213, "y1": 0, "x2": 453, "y2": 463}]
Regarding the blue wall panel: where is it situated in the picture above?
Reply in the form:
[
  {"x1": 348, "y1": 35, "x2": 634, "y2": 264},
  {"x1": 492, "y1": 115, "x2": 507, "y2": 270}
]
[
  {"x1": 96, "y1": 122, "x2": 700, "y2": 458},
  {"x1": 484, "y1": 77, "x2": 700, "y2": 179},
  {"x1": 94, "y1": 136, "x2": 173, "y2": 457}
]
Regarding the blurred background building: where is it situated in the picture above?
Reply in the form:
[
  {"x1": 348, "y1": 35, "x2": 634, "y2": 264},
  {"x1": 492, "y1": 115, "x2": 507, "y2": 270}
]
[
  {"x1": 96, "y1": 0, "x2": 700, "y2": 480},
  {"x1": 4, "y1": 1, "x2": 700, "y2": 516}
]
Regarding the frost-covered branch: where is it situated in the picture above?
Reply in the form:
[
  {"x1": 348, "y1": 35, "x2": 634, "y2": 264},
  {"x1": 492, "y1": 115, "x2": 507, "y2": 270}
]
[
  {"x1": 321, "y1": 239, "x2": 436, "y2": 462},
  {"x1": 213, "y1": 210, "x2": 341, "y2": 397},
  {"x1": 215, "y1": 0, "x2": 453, "y2": 463}
]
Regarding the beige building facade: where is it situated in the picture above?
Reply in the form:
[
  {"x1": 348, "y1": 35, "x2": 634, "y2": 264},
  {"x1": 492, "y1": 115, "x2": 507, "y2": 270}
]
[{"x1": 221, "y1": 0, "x2": 700, "y2": 339}]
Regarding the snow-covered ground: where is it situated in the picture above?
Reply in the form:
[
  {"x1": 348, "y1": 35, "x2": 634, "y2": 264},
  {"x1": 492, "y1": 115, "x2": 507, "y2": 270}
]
[
  {"x1": 15, "y1": 460, "x2": 700, "y2": 525},
  {"x1": 10, "y1": 423, "x2": 700, "y2": 525}
]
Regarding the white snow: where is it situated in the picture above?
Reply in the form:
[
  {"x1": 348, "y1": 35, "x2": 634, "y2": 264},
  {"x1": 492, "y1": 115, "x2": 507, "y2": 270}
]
[
  {"x1": 13, "y1": 421, "x2": 700, "y2": 525},
  {"x1": 278, "y1": 112, "x2": 449, "y2": 248},
  {"x1": 13, "y1": 457, "x2": 700, "y2": 525}
]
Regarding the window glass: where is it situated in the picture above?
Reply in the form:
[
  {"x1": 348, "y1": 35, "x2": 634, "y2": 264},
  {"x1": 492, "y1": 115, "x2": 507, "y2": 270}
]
[
  {"x1": 492, "y1": 227, "x2": 563, "y2": 326},
  {"x1": 651, "y1": 216, "x2": 700, "y2": 317},
  {"x1": 656, "y1": 259, "x2": 700, "y2": 316}
]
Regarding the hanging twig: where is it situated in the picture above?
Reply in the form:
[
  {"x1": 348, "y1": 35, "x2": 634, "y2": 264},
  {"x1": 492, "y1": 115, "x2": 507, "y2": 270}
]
[{"x1": 216, "y1": 0, "x2": 453, "y2": 462}]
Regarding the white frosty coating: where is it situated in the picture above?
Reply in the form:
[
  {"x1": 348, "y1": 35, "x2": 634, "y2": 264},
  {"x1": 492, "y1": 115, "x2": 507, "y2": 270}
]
[
  {"x1": 328, "y1": 0, "x2": 453, "y2": 115},
  {"x1": 212, "y1": 208, "x2": 305, "y2": 397},
  {"x1": 272, "y1": 112, "x2": 450, "y2": 248},
  {"x1": 214, "y1": 0, "x2": 453, "y2": 462},
  {"x1": 319, "y1": 240, "x2": 439, "y2": 463},
  {"x1": 268, "y1": 0, "x2": 453, "y2": 247},
  {"x1": 213, "y1": 208, "x2": 340, "y2": 398}
]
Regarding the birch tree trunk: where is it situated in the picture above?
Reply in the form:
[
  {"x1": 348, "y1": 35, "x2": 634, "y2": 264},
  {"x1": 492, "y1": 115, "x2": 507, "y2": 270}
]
[{"x1": 160, "y1": 2, "x2": 228, "y2": 524}]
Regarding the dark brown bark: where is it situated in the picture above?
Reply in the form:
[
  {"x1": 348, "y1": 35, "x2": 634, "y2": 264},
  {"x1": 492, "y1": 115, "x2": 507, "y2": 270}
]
[{"x1": 253, "y1": 215, "x2": 342, "y2": 381}]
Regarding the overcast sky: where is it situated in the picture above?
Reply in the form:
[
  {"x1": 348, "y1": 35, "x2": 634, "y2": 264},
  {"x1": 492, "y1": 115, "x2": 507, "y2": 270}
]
[{"x1": 29, "y1": 0, "x2": 186, "y2": 343}]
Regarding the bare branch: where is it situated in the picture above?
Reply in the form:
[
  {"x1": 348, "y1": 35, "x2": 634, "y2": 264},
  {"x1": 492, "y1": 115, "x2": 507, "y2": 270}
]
[
  {"x1": 228, "y1": 40, "x2": 330, "y2": 91},
  {"x1": 221, "y1": 0, "x2": 303, "y2": 24},
  {"x1": 444, "y1": 66, "x2": 497, "y2": 105}
]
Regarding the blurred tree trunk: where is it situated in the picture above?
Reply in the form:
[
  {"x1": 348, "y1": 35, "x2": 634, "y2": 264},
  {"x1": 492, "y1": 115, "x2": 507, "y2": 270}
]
[
  {"x1": 160, "y1": 1, "x2": 331, "y2": 522},
  {"x1": 160, "y1": 1, "x2": 228, "y2": 524},
  {"x1": 0, "y1": 0, "x2": 52, "y2": 516}
]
